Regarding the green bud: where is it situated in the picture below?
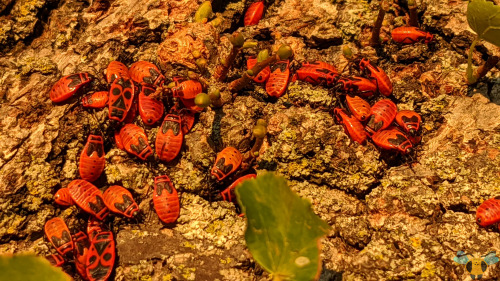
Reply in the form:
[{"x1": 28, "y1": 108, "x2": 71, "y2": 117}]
[
  {"x1": 167, "y1": 82, "x2": 176, "y2": 88},
  {"x1": 209, "y1": 89, "x2": 221, "y2": 100},
  {"x1": 210, "y1": 17, "x2": 223, "y2": 27},
  {"x1": 253, "y1": 125, "x2": 267, "y2": 138},
  {"x1": 196, "y1": 58, "x2": 207, "y2": 69},
  {"x1": 220, "y1": 58, "x2": 227, "y2": 66},
  {"x1": 192, "y1": 50, "x2": 201, "y2": 58},
  {"x1": 256, "y1": 119, "x2": 267, "y2": 127},
  {"x1": 187, "y1": 71, "x2": 197, "y2": 80},
  {"x1": 194, "y1": 1, "x2": 213, "y2": 23},
  {"x1": 277, "y1": 45, "x2": 293, "y2": 60},
  {"x1": 257, "y1": 49, "x2": 269, "y2": 63},
  {"x1": 194, "y1": 93, "x2": 211, "y2": 108},
  {"x1": 229, "y1": 32, "x2": 245, "y2": 47},
  {"x1": 408, "y1": 0, "x2": 416, "y2": 6},
  {"x1": 247, "y1": 69, "x2": 254, "y2": 76},
  {"x1": 342, "y1": 45, "x2": 353, "y2": 59},
  {"x1": 253, "y1": 151, "x2": 259, "y2": 157},
  {"x1": 242, "y1": 41, "x2": 258, "y2": 49}
]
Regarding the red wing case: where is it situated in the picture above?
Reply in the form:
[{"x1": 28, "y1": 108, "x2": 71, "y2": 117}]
[
  {"x1": 153, "y1": 175, "x2": 180, "y2": 224},
  {"x1": 50, "y1": 73, "x2": 91, "y2": 102},
  {"x1": 67, "y1": 180, "x2": 109, "y2": 220},
  {"x1": 44, "y1": 217, "x2": 74, "y2": 256},
  {"x1": 79, "y1": 134, "x2": 105, "y2": 182}
]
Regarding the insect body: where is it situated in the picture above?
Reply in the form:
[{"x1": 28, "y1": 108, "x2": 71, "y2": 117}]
[
  {"x1": 105, "y1": 61, "x2": 129, "y2": 83},
  {"x1": 476, "y1": 196, "x2": 500, "y2": 227},
  {"x1": 79, "y1": 134, "x2": 105, "y2": 182},
  {"x1": 454, "y1": 251, "x2": 499, "y2": 280},
  {"x1": 87, "y1": 217, "x2": 103, "y2": 242},
  {"x1": 333, "y1": 108, "x2": 367, "y2": 145},
  {"x1": 391, "y1": 26, "x2": 433, "y2": 44},
  {"x1": 365, "y1": 99, "x2": 398, "y2": 135},
  {"x1": 108, "y1": 77, "x2": 135, "y2": 122},
  {"x1": 50, "y1": 73, "x2": 92, "y2": 102},
  {"x1": 246, "y1": 57, "x2": 271, "y2": 83},
  {"x1": 153, "y1": 175, "x2": 180, "y2": 224},
  {"x1": 336, "y1": 76, "x2": 377, "y2": 98},
  {"x1": 211, "y1": 147, "x2": 243, "y2": 181},
  {"x1": 156, "y1": 114, "x2": 183, "y2": 162},
  {"x1": 345, "y1": 95, "x2": 371, "y2": 122},
  {"x1": 54, "y1": 188, "x2": 75, "y2": 206},
  {"x1": 82, "y1": 91, "x2": 109, "y2": 108},
  {"x1": 44, "y1": 217, "x2": 74, "y2": 256},
  {"x1": 103, "y1": 185, "x2": 139, "y2": 218},
  {"x1": 395, "y1": 110, "x2": 421, "y2": 136},
  {"x1": 221, "y1": 174, "x2": 257, "y2": 202},
  {"x1": 67, "y1": 180, "x2": 109, "y2": 220},
  {"x1": 244, "y1": 1, "x2": 264, "y2": 26},
  {"x1": 45, "y1": 254, "x2": 65, "y2": 267},
  {"x1": 72, "y1": 231, "x2": 90, "y2": 280},
  {"x1": 115, "y1": 124, "x2": 154, "y2": 161},
  {"x1": 371, "y1": 127, "x2": 413, "y2": 154},
  {"x1": 171, "y1": 80, "x2": 203, "y2": 99},
  {"x1": 266, "y1": 60, "x2": 290, "y2": 98},
  {"x1": 295, "y1": 61, "x2": 338, "y2": 86},
  {"x1": 180, "y1": 110, "x2": 196, "y2": 134},
  {"x1": 355, "y1": 58, "x2": 392, "y2": 97},
  {"x1": 138, "y1": 85, "x2": 164, "y2": 125},
  {"x1": 86, "y1": 231, "x2": 115, "y2": 281},
  {"x1": 129, "y1": 61, "x2": 165, "y2": 87}
]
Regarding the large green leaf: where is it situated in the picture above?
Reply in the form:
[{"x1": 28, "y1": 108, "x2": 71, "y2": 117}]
[
  {"x1": 0, "y1": 254, "x2": 71, "y2": 281},
  {"x1": 236, "y1": 173, "x2": 331, "y2": 281},
  {"x1": 467, "y1": 0, "x2": 500, "y2": 47}
]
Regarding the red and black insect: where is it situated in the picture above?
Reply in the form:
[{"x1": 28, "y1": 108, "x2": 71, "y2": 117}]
[
  {"x1": 44, "y1": 217, "x2": 74, "y2": 256},
  {"x1": 294, "y1": 61, "x2": 338, "y2": 86},
  {"x1": 180, "y1": 110, "x2": 196, "y2": 134},
  {"x1": 333, "y1": 108, "x2": 367, "y2": 145},
  {"x1": 54, "y1": 187, "x2": 75, "y2": 206},
  {"x1": 371, "y1": 127, "x2": 413, "y2": 154},
  {"x1": 45, "y1": 254, "x2": 65, "y2": 267},
  {"x1": 67, "y1": 179, "x2": 109, "y2": 220},
  {"x1": 335, "y1": 76, "x2": 378, "y2": 98},
  {"x1": 156, "y1": 114, "x2": 183, "y2": 162},
  {"x1": 153, "y1": 175, "x2": 180, "y2": 224},
  {"x1": 82, "y1": 91, "x2": 109, "y2": 109},
  {"x1": 211, "y1": 147, "x2": 243, "y2": 181},
  {"x1": 244, "y1": 1, "x2": 264, "y2": 26},
  {"x1": 105, "y1": 61, "x2": 129, "y2": 83},
  {"x1": 171, "y1": 79, "x2": 203, "y2": 99},
  {"x1": 72, "y1": 231, "x2": 90, "y2": 280},
  {"x1": 395, "y1": 110, "x2": 422, "y2": 137},
  {"x1": 103, "y1": 185, "x2": 139, "y2": 218},
  {"x1": 79, "y1": 134, "x2": 105, "y2": 182},
  {"x1": 355, "y1": 58, "x2": 392, "y2": 97},
  {"x1": 50, "y1": 73, "x2": 92, "y2": 103},
  {"x1": 115, "y1": 124, "x2": 154, "y2": 161},
  {"x1": 87, "y1": 217, "x2": 103, "y2": 242},
  {"x1": 138, "y1": 85, "x2": 164, "y2": 125},
  {"x1": 391, "y1": 26, "x2": 433, "y2": 44},
  {"x1": 220, "y1": 174, "x2": 257, "y2": 202},
  {"x1": 476, "y1": 196, "x2": 500, "y2": 227},
  {"x1": 345, "y1": 95, "x2": 371, "y2": 122},
  {"x1": 266, "y1": 60, "x2": 290, "y2": 98},
  {"x1": 247, "y1": 57, "x2": 271, "y2": 83},
  {"x1": 86, "y1": 231, "x2": 115, "y2": 281},
  {"x1": 123, "y1": 97, "x2": 138, "y2": 124},
  {"x1": 129, "y1": 61, "x2": 165, "y2": 87},
  {"x1": 108, "y1": 77, "x2": 135, "y2": 122},
  {"x1": 365, "y1": 99, "x2": 398, "y2": 135}
]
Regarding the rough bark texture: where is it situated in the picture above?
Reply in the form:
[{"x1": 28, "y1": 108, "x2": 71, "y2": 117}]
[{"x1": 1, "y1": 0, "x2": 500, "y2": 280}]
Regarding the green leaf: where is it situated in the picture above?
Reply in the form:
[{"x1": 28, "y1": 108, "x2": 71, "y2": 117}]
[
  {"x1": 467, "y1": 0, "x2": 500, "y2": 47},
  {"x1": 0, "y1": 254, "x2": 71, "y2": 281},
  {"x1": 236, "y1": 173, "x2": 331, "y2": 281},
  {"x1": 194, "y1": 1, "x2": 213, "y2": 23}
]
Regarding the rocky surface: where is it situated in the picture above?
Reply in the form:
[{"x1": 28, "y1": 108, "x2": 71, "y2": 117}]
[{"x1": 0, "y1": 0, "x2": 500, "y2": 280}]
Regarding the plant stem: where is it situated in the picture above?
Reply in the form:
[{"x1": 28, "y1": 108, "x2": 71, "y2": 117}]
[
  {"x1": 475, "y1": 55, "x2": 500, "y2": 81},
  {"x1": 370, "y1": 0, "x2": 388, "y2": 47},
  {"x1": 467, "y1": 37, "x2": 481, "y2": 84},
  {"x1": 229, "y1": 55, "x2": 279, "y2": 93},
  {"x1": 213, "y1": 46, "x2": 241, "y2": 82},
  {"x1": 408, "y1": 0, "x2": 418, "y2": 27}
]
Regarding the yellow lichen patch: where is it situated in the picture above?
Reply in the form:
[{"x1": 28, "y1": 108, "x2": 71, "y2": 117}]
[
  {"x1": 410, "y1": 237, "x2": 421, "y2": 248},
  {"x1": 162, "y1": 274, "x2": 173, "y2": 281},
  {"x1": 19, "y1": 57, "x2": 57, "y2": 76},
  {"x1": 219, "y1": 257, "x2": 232, "y2": 264},
  {"x1": 182, "y1": 241, "x2": 196, "y2": 249},
  {"x1": 420, "y1": 262, "x2": 436, "y2": 278}
]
